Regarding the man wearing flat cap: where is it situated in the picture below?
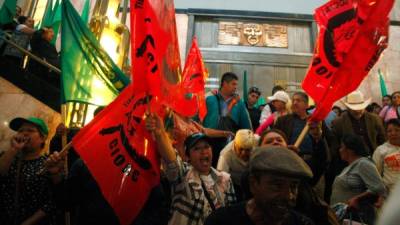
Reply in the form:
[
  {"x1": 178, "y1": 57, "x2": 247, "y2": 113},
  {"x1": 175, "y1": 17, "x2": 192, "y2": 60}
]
[
  {"x1": 0, "y1": 117, "x2": 55, "y2": 225},
  {"x1": 205, "y1": 146, "x2": 315, "y2": 225},
  {"x1": 145, "y1": 113, "x2": 236, "y2": 225}
]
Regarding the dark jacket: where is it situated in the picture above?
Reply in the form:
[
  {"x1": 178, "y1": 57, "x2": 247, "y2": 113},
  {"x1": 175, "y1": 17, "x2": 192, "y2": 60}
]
[
  {"x1": 331, "y1": 111, "x2": 386, "y2": 154},
  {"x1": 273, "y1": 113, "x2": 335, "y2": 147},
  {"x1": 245, "y1": 101, "x2": 261, "y2": 131},
  {"x1": 273, "y1": 113, "x2": 334, "y2": 186}
]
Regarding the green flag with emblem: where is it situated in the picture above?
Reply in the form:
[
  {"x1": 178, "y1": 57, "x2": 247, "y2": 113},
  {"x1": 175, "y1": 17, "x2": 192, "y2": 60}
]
[{"x1": 61, "y1": 0, "x2": 130, "y2": 105}]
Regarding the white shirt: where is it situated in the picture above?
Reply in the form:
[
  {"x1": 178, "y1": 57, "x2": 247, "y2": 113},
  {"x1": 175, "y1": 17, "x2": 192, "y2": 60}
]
[{"x1": 373, "y1": 142, "x2": 400, "y2": 191}]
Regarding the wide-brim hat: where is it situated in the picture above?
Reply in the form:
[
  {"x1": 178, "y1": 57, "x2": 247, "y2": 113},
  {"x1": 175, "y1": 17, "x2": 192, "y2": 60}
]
[
  {"x1": 343, "y1": 90, "x2": 371, "y2": 111},
  {"x1": 10, "y1": 117, "x2": 49, "y2": 136}
]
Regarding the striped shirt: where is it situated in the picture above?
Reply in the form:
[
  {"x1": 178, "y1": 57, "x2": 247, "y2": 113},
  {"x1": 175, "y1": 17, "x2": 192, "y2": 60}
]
[{"x1": 164, "y1": 155, "x2": 237, "y2": 225}]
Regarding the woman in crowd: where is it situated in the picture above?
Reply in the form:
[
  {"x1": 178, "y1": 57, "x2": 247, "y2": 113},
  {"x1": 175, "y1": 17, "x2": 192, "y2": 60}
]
[
  {"x1": 256, "y1": 91, "x2": 290, "y2": 135},
  {"x1": 145, "y1": 113, "x2": 237, "y2": 225},
  {"x1": 373, "y1": 119, "x2": 400, "y2": 192},
  {"x1": 380, "y1": 91, "x2": 400, "y2": 122},
  {"x1": 331, "y1": 134, "x2": 386, "y2": 224},
  {"x1": 16, "y1": 16, "x2": 35, "y2": 35}
]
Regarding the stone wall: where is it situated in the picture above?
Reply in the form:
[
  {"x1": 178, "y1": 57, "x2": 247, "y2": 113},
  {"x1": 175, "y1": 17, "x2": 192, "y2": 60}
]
[{"x1": 0, "y1": 77, "x2": 62, "y2": 153}]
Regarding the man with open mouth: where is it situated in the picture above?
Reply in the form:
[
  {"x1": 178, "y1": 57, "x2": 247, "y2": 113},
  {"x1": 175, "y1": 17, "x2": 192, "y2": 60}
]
[{"x1": 145, "y1": 113, "x2": 237, "y2": 225}]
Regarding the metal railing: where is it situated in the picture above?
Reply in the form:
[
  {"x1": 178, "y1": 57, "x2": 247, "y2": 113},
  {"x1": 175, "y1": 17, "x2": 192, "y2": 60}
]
[{"x1": 1, "y1": 32, "x2": 61, "y2": 74}]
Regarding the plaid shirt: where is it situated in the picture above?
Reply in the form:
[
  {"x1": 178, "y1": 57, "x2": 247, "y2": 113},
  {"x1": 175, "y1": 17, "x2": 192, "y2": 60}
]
[{"x1": 164, "y1": 155, "x2": 237, "y2": 225}]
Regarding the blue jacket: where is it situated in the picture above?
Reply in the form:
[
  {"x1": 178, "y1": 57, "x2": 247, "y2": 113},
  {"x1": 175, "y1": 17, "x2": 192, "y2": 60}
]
[{"x1": 202, "y1": 92, "x2": 252, "y2": 130}]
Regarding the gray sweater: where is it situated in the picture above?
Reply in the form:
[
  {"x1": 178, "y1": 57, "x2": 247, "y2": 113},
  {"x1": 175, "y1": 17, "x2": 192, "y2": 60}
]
[{"x1": 331, "y1": 157, "x2": 386, "y2": 205}]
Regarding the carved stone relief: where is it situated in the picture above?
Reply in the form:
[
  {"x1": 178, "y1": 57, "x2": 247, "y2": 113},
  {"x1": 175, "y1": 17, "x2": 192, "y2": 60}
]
[{"x1": 218, "y1": 21, "x2": 288, "y2": 48}]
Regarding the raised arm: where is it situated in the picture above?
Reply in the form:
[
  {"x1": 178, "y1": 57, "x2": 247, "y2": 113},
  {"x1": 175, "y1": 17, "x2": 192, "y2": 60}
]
[{"x1": 145, "y1": 113, "x2": 176, "y2": 163}]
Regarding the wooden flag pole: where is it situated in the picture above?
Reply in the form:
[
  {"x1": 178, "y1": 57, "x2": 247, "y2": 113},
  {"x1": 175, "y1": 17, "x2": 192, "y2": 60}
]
[
  {"x1": 61, "y1": 104, "x2": 71, "y2": 225},
  {"x1": 37, "y1": 142, "x2": 73, "y2": 175},
  {"x1": 294, "y1": 123, "x2": 310, "y2": 148}
]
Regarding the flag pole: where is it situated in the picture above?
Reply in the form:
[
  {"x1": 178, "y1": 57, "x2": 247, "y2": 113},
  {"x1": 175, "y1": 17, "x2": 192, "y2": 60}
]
[
  {"x1": 37, "y1": 142, "x2": 73, "y2": 175},
  {"x1": 61, "y1": 104, "x2": 71, "y2": 225},
  {"x1": 294, "y1": 124, "x2": 310, "y2": 148}
]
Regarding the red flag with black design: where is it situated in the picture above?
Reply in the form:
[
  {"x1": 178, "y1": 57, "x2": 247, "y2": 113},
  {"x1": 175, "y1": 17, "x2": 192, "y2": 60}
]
[
  {"x1": 131, "y1": 0, "x2": 192, "y2": 117},
  {"x1": 179, "y1": 37, "x2": 208, "y2": 120},
  {"x1": 302, "y1": 0, "x2": 394, "y2": 121},
  {"x1": 130, "y1": 0, "x2": 169, "y2": 97},
  {"x1": 72, "y1": 84, "x2": 162, "y2": 225}
]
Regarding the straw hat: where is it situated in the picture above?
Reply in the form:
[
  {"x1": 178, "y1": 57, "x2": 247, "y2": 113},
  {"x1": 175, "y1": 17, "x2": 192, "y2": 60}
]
[{"x1": 343, "y1": 90, "x2": 371, "y2": 111}]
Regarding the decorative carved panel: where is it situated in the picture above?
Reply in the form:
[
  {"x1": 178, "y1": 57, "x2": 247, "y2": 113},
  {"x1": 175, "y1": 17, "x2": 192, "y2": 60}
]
[{"x1": 218, "y1": 21, "x2": 288, "y2": 48}]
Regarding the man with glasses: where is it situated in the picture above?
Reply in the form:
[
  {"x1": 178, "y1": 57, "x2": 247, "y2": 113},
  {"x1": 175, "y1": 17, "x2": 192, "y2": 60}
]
[
  {"x1": 145, "y1": 114, "x2": 236, "y2": 225},
  {"x1": 0, "y1": 117, "x2": 55, "y2": 225},
  {"x1": 246, "y1": 87, "x2": 262, "y2": 131},
  {"x1": 217, "y1": 129, "x2": 257, "y2": 200},
  {"x1": 205, "y1": 146, "x2": 314, "y2": 225}
]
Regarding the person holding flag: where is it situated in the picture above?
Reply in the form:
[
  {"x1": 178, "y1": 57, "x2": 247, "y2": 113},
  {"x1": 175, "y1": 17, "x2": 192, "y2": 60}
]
[{"x1": 145, "y1": 113, "x2": 237, "y2": 225}]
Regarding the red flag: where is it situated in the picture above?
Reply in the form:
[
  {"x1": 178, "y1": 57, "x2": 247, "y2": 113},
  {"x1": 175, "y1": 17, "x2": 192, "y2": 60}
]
[
  {"x1": 180, "y1": 37, "x2": 208, "y2": 120},
  {"x1": 72, "y1": 84, "x2": 161, "y2": 225},
  {"x1": 131, "y1": 0, "x2": 188, "y2": 114},
  {"x1": 182, "y1": 37, "x2": 208, "y2": 93},
  {"x1": 130, "y1": 0, "x2": 169, "y2": 97},
  {"x1": 302, "y1": 0, "x2": 394, "y2": 121}
]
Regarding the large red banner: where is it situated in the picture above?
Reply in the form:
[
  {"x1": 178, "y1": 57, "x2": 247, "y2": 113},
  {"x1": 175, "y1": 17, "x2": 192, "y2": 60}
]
[
  {"x1": 302, "y1": 0, "x2": 394, "y2": 121},
  {"x1": 72, "y1": 84, "x2": 161, "y2": 225}
]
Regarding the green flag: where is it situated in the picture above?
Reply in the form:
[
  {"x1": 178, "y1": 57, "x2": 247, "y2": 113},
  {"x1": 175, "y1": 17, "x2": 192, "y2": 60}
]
[
  {"x1": 243, "y1": 70, "x2": 248, "y2": 100},
  {"x1": 0, "y1": 0, "x2": 16, "y2": 25},
  {"x1": 40, "y1": 0, "x2": 54, "y2": 27},
  {"x1": 378, "y1": 69, "x2": 388, "y2": 97},
  {"x1": 50, "y1": 0, "x2": 61, "y2": 44},
  {"x1": 61, "y1": 0, "x2": 130, "y2": 105},
  {"x1": 81, "y1": 0, "x2": 90, "y2": 24}
]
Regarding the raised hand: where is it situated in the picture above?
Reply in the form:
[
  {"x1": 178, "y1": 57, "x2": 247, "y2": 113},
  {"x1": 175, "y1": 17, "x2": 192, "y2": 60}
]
[
  {"x1": 145, "y1": 113, "x2": 165, "y2": 136},
  {"x1": 45, "y1": 151, "x2": 65, "y2": 175},
  {"x1": 10, "y1": 134, "x2": 29, "y2": 151}
]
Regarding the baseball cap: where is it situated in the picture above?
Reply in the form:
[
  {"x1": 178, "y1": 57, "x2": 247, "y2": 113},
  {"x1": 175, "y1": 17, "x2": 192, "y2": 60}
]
[
  {"x1": 267, "y1": 91, "x2": 290, "y2": 104},
  {"x1": 250, "y1": 146, "x2": 313, "y2": 178},
  {"x1": 10, "y1": 117, "x2": 49, "y2": 136},
  {"x1": 184, "y1": 133, "x2": 210, "y2": 155}
]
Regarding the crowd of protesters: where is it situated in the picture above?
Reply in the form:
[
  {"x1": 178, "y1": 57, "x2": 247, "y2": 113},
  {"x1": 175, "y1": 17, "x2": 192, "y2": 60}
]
[
  {"x1": 1, "y1": 71, "x2": 400, "y2": 225},
  {"x1": 0, "y1": 5, "x2": 60, "y2": 85}
]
